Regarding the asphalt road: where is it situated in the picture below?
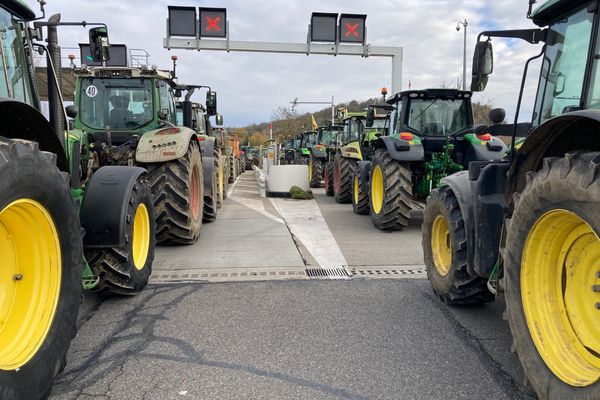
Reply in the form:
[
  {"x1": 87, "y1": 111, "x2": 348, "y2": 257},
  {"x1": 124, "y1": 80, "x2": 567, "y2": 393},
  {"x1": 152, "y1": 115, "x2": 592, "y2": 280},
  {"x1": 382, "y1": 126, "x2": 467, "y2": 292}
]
[
  {"x1": 48, "y1": 171, "x2": 533, "y2": 400},
  {"x1": 49, "y1": 281, "x2": 532, "y2": 400}
]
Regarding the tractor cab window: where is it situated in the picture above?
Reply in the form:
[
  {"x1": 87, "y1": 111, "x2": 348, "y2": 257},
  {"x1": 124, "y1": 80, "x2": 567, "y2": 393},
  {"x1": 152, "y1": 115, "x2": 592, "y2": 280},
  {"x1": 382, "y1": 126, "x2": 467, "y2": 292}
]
[
  {"x1": 407, "y1": 98, "x2": 470, "y2": 136},
  {"x1": 342, "y1": 118, "x2": 361, "y2": 144},
  {"x1": 0, "y1": 7, "x2": 34, "y2": 106},
  {"x1": 78, "y1": 78, "x2": 154, "y2": 130},
  {"x1": 195, "y1": 110, "x2": 206, "y2": 133},
  {"x1": 533, "y1": 6, "x2": 593, "y2": 126},
  {"x1": 364, "y1": 118, "x2": 387, "y2": 141}
]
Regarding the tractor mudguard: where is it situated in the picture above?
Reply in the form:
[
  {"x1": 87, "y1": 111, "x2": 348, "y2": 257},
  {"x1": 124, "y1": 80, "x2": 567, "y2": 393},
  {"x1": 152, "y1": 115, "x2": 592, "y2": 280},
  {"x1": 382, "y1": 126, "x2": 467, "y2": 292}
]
[
  {"x1": 441, "y1": 161, "x2": 510, "y2": 278},
  {"x1": 198, "y1": 136, "x2": 216, "y2": 158},
  {"x1": 464, "y1": 135, "x2": 507, "y2": 163},
  {"x1": 340, "y1": 142, "x2": 362, "y2": 160},
  {"x1": 80, "y1": 166, "x2": 147, "y2": 248},
  {"x1": 378, "y1": 136, "x2": 424, "y2": 161},
  {"x1": 310, "y1": 148, "x2": 327, "y2": 159},
  {"x1": 135, "y1": 126, "x2": 198, "y2": 163},
  {"x1": 202, "y1": 156, "x2": 215, "y2": 194},
  {"x1": 357, "y1": 161, "x2": 371, "y2": 192},
  {"x1": 0, "y1": 97, "x2": 68, "y2": 171}
]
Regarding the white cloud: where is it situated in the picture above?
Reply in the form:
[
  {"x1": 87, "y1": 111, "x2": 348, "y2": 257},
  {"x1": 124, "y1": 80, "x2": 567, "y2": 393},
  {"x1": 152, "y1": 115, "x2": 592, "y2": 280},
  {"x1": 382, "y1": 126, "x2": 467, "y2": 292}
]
[{"x1": 30, "y1": 0, "x2": 545, "y2": 126}]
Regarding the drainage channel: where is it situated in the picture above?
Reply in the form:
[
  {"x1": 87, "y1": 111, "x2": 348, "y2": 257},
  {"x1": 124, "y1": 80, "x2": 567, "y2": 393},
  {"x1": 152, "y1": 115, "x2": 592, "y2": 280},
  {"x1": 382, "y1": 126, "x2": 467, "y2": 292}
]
[{"x1": 149, "y1": 265, "x2": 426, "y2": 284}]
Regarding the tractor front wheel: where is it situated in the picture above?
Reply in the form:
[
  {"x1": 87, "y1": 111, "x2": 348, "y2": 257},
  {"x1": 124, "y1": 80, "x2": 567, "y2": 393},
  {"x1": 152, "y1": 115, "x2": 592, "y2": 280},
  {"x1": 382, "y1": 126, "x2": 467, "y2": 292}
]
[
  {"x1": 325, "y1": 161, "x2": 334, "y2": 196},
  {"x1": 0, "y1": 138, "x2": 83, "y2": 400},
  {"x1": 369, "y1": 149, "x2": 411, "y2": 230},
  {"x1": 352, "y1": 165, "x2": 369, "y2": 215},
  {"x1": 504, "y1": 152, "x2": 600, "y2": 399},
  {"x1": 422, "y1": 186, "x2": 494, "y2": 305},
  {"x1": 309, "y1": 156, "x2": 323, "y2": 188}
]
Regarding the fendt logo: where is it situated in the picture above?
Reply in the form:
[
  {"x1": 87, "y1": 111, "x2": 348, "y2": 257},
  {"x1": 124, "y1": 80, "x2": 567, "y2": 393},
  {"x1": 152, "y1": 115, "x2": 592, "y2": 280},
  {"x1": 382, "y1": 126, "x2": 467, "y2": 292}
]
[{"x1": 200, "y1": 8, "x2": 227, "y2": 38}]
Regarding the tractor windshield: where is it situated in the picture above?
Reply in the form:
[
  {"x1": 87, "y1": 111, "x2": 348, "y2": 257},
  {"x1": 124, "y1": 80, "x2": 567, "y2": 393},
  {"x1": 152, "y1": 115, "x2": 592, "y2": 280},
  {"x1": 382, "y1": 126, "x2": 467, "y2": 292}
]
[
  {"x1": 407, "y1": 98, "x2": 470, "y2": 136},
  {"x1": 0, "y1": 8, "x2": 35, "y2": 106},
  {"x1": 78, "y1": 78, "x2": 154, "y2": 130},
  {"x1": 533, "y1": 6, "x2": 593, "y2": 126}
]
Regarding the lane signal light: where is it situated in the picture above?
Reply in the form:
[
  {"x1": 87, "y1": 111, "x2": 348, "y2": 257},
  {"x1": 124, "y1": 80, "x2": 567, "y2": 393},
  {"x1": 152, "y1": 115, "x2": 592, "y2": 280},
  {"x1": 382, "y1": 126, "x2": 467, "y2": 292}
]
[
  {"x1": 339, "y1": 14, "x2": 367, "y2": 44},
  {"x1": 200, "y1": 7, "x2": 227, "y2": 38}
]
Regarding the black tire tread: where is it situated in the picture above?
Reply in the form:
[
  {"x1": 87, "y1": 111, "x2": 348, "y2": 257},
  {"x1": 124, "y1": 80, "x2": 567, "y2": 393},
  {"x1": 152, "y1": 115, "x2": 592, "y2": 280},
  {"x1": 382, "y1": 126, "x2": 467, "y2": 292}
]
[
  {"x1": 309, "y1": 157, "x2": 324, "y2": 188},
  {"x1": 352, "y1": 165, "x2": 369, "y2": 214},
  {"x1": 334, "y1": 154, "x2": 356, "y2": 203}
]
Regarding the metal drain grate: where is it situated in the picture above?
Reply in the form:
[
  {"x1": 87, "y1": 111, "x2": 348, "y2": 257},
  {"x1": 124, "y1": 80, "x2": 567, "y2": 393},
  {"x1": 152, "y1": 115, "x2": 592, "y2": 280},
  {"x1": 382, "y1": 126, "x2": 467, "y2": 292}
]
[
  {"x1": 305, "y1": 268, "x2": 351, "y2": 278},
  {"x1": 149, "y1": 268, "x2": 308, "y2": 283},
  {"x1": 351, "y1": 266, "x2": 427, "y2": 279}
]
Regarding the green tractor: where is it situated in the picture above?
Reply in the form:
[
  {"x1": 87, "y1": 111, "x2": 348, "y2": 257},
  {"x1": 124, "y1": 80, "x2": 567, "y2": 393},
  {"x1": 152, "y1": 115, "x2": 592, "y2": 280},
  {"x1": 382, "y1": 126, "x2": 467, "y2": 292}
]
[
  {"x1": 242, "y1": 145, "x2": 258, "y2": 169},
  {"x1": 308, "y1": 124, "x2": 343, "y2": 188},
  {"x1": 421, "y1": 1, "x2": 600, "y2": 398},
  {"x1": 0, "y1": 3, "x2": 155, "y2": 399},
  {"x1": 332, "y1": 110, "x2": 388, "y2": 204},
  {"x1": 360, "y1": 89, "x2": 506, "y2": 230},
  {"x1": 175, "y1": 85, "x2": 224, "y2": 222},
  {"x1": 296, "y1": 131, "x2": 314, "y2": 164},
  {"x1": 71, "y1": 62, "x2": 208, "y2": 245}
]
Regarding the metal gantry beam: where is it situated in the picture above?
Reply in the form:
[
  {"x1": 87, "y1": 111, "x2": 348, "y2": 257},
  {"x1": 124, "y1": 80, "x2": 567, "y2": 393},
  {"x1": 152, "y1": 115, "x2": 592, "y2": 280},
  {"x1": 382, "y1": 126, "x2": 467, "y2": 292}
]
[{"x1": 163, "y1": 29, "x2": 403, "y2": 93}]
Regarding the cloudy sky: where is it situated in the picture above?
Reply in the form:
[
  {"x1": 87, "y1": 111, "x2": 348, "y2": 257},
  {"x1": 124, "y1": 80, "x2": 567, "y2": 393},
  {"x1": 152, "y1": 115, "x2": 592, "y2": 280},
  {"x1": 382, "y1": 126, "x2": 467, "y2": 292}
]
[{"x1": 32, "y1": 0, "x2": 544, "y2": 126}]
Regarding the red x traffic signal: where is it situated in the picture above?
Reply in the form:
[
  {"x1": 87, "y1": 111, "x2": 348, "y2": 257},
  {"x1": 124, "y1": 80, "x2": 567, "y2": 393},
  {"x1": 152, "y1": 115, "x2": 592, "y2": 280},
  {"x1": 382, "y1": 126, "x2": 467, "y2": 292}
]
[
  {"x1": 200, "y1": 7, "x2": 227, "y2": 38},
  {"x1": 339, "y1": 14, "x2": 366, "y2": 44}
]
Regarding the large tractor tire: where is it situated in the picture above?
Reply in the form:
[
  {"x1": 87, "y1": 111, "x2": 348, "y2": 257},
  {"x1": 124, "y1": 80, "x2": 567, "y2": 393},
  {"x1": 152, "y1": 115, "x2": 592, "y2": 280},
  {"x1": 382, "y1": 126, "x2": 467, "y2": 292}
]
[
  {"x1": 504, "y1": 152, "x2": 600, "y2": 400},
  {"x1": 203, "y1": 161, "x2": 218, "y2": 223},
  {"x1": 228, "y1": 154, "x2": 235, "y2": 184},
  {"x1": 352, "y1": 165, "x2": 370, "y2": 215},
  {"x1": 0, "y1": 138, "x2": 83, "y2": 400},
  {"x1": 325, "y1": 161, "x2": 334, "y2": 196},
  {"x1": 309, "y1": 156, "x2": 323, "y2": 188},
  {"x1": 86, "y1": 176, "x2": 155, "y2": 295},
  {"x1": 369, "y1": 149, "x2": 412, "y2": 230},
  {"x1": 422, "y1": 186, "x2": 494, "y2": 305},
  {"x1": 147, "y1": 143, "x2": 204, "y2": 245},
  {"x1": 333, "y1": 153, "x2": 355, "y2": 203}
]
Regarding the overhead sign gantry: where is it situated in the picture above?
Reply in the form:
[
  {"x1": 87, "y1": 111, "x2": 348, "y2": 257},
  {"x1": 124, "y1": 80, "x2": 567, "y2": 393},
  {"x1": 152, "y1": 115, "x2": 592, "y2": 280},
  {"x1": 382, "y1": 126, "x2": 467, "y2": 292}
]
[{"x1": 163, "y1": 7, "x2": 403, "y2": 93}]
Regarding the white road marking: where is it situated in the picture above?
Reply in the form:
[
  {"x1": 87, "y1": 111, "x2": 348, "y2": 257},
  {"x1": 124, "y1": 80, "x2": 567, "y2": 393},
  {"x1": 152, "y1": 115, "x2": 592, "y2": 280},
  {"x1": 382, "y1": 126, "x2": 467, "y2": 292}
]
[{"x1": 270, "y1": 198, "x2": 348, "y2": 274}]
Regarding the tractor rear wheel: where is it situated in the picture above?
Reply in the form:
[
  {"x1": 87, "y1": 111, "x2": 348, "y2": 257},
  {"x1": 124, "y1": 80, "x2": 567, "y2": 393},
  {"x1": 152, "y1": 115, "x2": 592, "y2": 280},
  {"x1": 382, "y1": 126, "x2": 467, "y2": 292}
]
[
  {"x1": 309, "y1": 156, "x2": 323, "y2": 188},
  {"x1": 228, "y1": 154, "x2": 235, "y2": 183},
  {"x1": 352, "y1": 165, "x2": 369, "y2": 215},
  {"x1": 86, "y1": 176, "x2": 155, "y2": 294},
  {"x1": 422, "y1": 186, "x2": 494, "y2": 305},
  {"x1": 333, "y1": 153, "x2": 355, "y2": 203},
  {"x1": 0, "y1": 138, "x2": 82, "y2": 400},
  {"x1": 147, "y1": 143, "x2": 204, "y2": 245},
  {"x1": 504, "y1": 152, "x2": 600, "y2": 400},
  {"x1": 203, "y1": 160, "x2": 218, "y2": 223},
  {"x1": 369, "y1": 149, "x2": 411, "y2": 230},
  {"x1": 325, "y1": 161, "x2": 334, "y2": 196}
]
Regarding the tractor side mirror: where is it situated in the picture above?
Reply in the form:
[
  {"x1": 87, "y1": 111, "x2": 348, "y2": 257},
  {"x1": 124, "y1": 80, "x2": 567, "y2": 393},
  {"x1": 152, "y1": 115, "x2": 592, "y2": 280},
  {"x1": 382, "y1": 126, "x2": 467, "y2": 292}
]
[
  {"x1": 215, "y1": 114, "x2": 223, "y2": 126},
  {"x1": 206, "y1": 91, "x2": 217, "y2": 116},
  {"x1": 365, "y1": 107, "x2": 375, "y2": 128},
  {"x1": 65, "y1": 105, "x2": 78, "y2": 118},
  {"x1": 88, "y1": 27, "x2": 110, "y2": 63},
  {"x1": 489, "y1": 108, "x2": 506, "y2": 125},
  {"x1": 470, "y1": 40, "x2": 493, "y2": 92},
  {"x1": 174, "y1": 89, "x2": 183, "y2": 98}
]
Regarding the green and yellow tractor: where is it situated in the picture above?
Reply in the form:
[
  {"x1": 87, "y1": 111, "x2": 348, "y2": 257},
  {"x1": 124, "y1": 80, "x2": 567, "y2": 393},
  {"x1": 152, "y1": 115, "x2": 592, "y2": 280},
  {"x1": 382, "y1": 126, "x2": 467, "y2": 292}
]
[
  {"x1": 71, "y1": 63, "x2": 207, "y2": 245},
  {"x1": 422, "y1": 1, "x2": 600, "y2": 398},
  {"x1": 308, "y1": 124, "x2": 343, "y2": 188},
  {"x1": 0, "y1": 3, "x2": 155, "y2": 399},
  {"x1": 360, "y1": 89, "x2": 506, "y2": 230},
  {"x1": 332, "y1": 110, "x2": 388, "y2": 204},
  {"x1": 175, "y1": 85, "x2": 224, "y2": 222}
]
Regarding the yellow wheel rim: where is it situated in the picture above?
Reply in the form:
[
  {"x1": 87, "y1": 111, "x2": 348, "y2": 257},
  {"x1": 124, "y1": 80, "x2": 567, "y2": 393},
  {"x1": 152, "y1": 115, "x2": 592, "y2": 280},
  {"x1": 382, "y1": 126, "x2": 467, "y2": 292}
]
[
  {"x1": 521, "y1": 209, "x2": 600, "y2": 387},
  {"x1": 132, "y1": 203, "x2": 150, "y2": 270},
  {"x1": 371, "y1": 165, "x2": 384, "y2": 214},
  {"x1": 309, "y1": 158, "x2": 313, "y2": 181},
  {"x1": 431, "y1": 215, "x2": 452, "y2": 276},
  {"x1": 0, "y1": 199, "x2": 61, "y2": 370},
  {"x1": 218, "y1": 160, "x2": 224, "y2": 195},
  {"x1": 353, "y1": 175, "x2": 359, "y2": 205}
]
